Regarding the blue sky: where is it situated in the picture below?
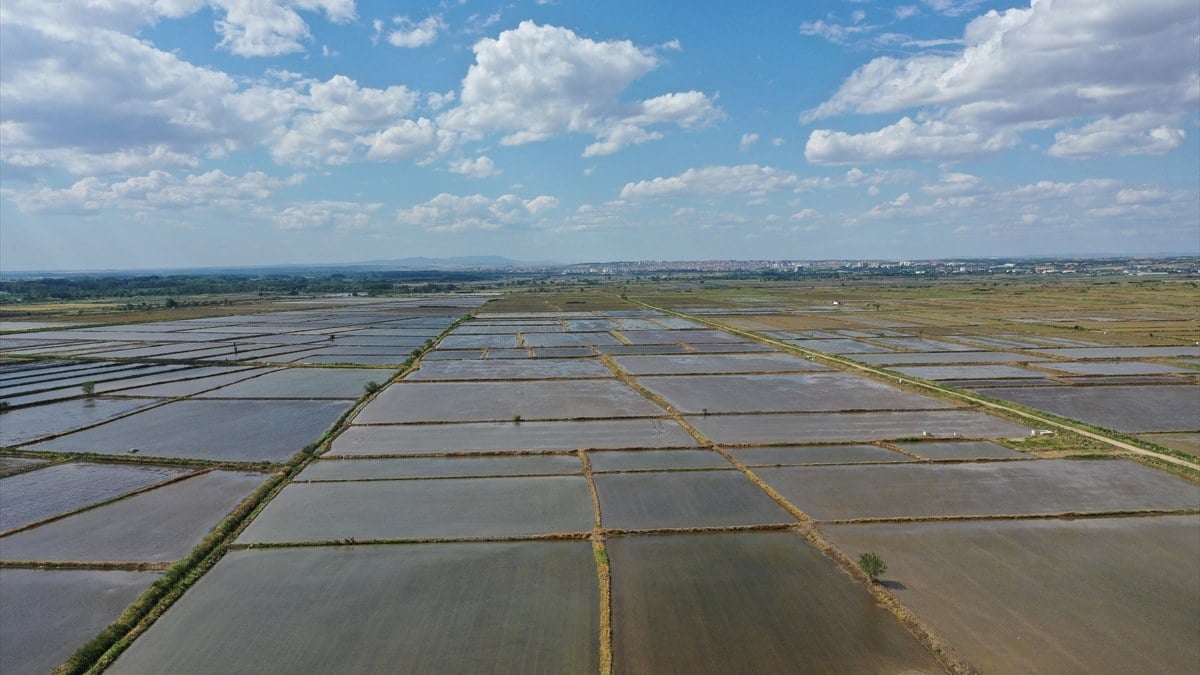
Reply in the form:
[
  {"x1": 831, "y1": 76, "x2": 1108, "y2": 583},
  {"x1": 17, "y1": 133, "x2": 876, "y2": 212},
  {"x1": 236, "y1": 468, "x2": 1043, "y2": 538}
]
[{"x1": 1, "y1": 0, "x2": 1197, "y2": 271}]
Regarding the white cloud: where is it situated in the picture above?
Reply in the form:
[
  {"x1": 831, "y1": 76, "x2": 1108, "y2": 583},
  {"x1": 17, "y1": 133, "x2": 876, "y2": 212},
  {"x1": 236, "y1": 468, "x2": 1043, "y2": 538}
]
[
  {"x1": 620, "y1": 165, "x2": 805, "y2": 200},
  {"x1": 1116, "y1": 187, "x2": 1167, "y2": 204},
  {"x1": 771, "y1": 137, "x2": 785, "y2": 147},
  {"x1": 449, "y1": 156, "x2": 501, "y2": 178},
  {"x1": 739, "y1": 133, "x2": 760, "y2": 151},
  {"x1": 362, "y1": 118, "x2": 442, "y2": 163},
  {"x1": 790, "y1": 208, "x2": 819, "y2": 221},
  {"x1": 800, "y1": 19, "x2": 873, "y2": 44},
  {"x1": 439, "y1": 22, "x2": 720, "y2": 157},
  {"x1": 394, "y1": 192, "x2": 559, "y2": 232},
  {"x1": 922, "y1": 0, "x2": 985, "y2": 17},
  {"x1": 274, "y1": 201, "x2": 382, "y2": 231},
  {"x1": 9, "y1": 169, "x2": 301, "y2": 214},
  {"x1": 806, "y1": 117, "x2": 1014, "y2": 164},
  {"x1": 895, "y1": 5, "x2": 920, "y2": 20},
  {"x1": 1048, "y1": 113, "x2": 1187, "y2": 158},
  {"x1": 921, "y1": 172, "x2": 984, "y2": 196},
  {"x1": 387, "y1": 15, "x2": 446, "y2": 49},
  {"x1": 213, "y1": 1, "x2": 356, "y2": 57},
  {"x1": 267, "y1": 76, "x2": 422, "y2": 165},
  {"x1": 805, "y1": 0, "x2": 1199, "y2": 162}
]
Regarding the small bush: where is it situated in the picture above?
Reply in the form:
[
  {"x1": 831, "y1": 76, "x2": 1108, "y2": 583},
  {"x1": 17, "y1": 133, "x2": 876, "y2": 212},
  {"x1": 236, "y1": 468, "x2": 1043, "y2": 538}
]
[
  {"x1": 858, "y1": 552, "x2": 887, "y2": 582},
  {"x1": 81, "y1": 381, "x2": 97, "y2": 396},
  {"x1": 363, "y1": 381, "x2": 381, "y2": 395}
]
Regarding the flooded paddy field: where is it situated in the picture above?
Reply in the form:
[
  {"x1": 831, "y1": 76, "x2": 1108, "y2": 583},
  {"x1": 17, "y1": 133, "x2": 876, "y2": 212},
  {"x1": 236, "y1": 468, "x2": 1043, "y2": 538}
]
[
  {"x1": 107, "y1": 542, "x2": 599, "y2": 674},
  {"x1": 0, "y1": 398, "x2": 162, "y2": 446},
  {"x1": 0, "y1": 462, "x2": 189, "y2": 532},
  {"x1": 587, "y1": 448, "x2": 730, "y2": 472},
  {"x1": 1038, "y1": 360, "x2": 1195, "y2": 375},
  {"x1": 612, "y1": 352, "x2": 830, "y2": 375},
  {"x1": 731, "y1": 443, "x2": 909, "y2": 465},
  {"x1": 823, "y1": 515, "x2": 1200, "y2": 673},
  {"x1": 854, "y1": 351, "x2": 1050, "y2": 365},
  {"x1": 298, "y1": 454, "x2": 584, "y2": 480},
  {"x1": 355, "y1": 380, "x2": 665, "y2": 423},
  {"x1": 973, "y1": 383, "x2": 1200, "y2": 432},
  {"x1": 893, "y1": 439, "x2": 1026, "y2": 460},
  {"x1": 688, "y1": 409, "x2": 1031, "y2": 444},
  {"x1": 608, "y1": 532, "x2": 942, "y2": 673},
  {"x1": 237, "y1": 476, "x2": 593, "y2": 543},
  {"x1": 193, "y1": 367, "x2": 383, "y2": 399},
  {"x1": 757, "y1": 459, "x2": 1199, "y2": 520},
  {"x1": 595, "y1": 471, "x2": 791, "y2": 530},
  {"x1": 330, "y1": 418, "x2": 699, "y2": 455},
  {"x1": 1, "y1": 569, "x2": 161, "y2": 675},
  {"x1": 891, "y1": 364, "x2": 1044, "y2": 380},
  {"x1": 29, "y1": 399, "x2": 353, "y2": 462},
  {"x1": 408, "y1": 357, "x2": 613, "y2": 380},
  {"x1": 6, "y1": 286, "x2": 1198, "y2": 674},
  {"x1": 639, "y1": 373, "x2": 954, "y2": 414},
  {"x1": 0, "y1": 471, "x2": 265, "y2": 562}
]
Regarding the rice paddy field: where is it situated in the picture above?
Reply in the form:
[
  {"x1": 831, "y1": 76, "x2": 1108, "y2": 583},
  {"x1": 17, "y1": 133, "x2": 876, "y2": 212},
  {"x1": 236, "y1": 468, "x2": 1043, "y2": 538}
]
[{"x1": 1, "y1": 279, "x2": 1197, "y2": 673}]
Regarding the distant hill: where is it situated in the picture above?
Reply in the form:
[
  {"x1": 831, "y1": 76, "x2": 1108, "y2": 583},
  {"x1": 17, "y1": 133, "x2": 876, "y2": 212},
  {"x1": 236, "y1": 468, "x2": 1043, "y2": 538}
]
[
  {"x1": 360, "y1": 256, "x2": 559, "y2": 269},
  {"x1": 1, "y1": 256, "x2": 562, "y2": 278}
]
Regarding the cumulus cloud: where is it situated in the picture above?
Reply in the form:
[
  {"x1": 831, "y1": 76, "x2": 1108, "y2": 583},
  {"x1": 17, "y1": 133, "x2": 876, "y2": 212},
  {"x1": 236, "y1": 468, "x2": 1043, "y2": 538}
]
[
  {"x1": 9, "y1": 169, "x2": 301, "y2": 214},
  {"x1": 806, "y1": 118, "x2": 1014, "y2": 164},
  {"x1": 739, "y1": 133, "x2": 760, "y2": 151},
  {"x1": 921, "y1": 172, "x2": 984, "y2": 196},
  {"x1": 214, "y1": 0, "x2": 356, "y2": 57},
  {"x1": 439, "y1": 21, "x2": 720, "y2": 157},
  {"x1": 394, "y1": 192, "x2": 559, "y2": 232},
  {"x1": 1048, "y1": 113, "x2": 1187, "y2": 158},
  {"x1": 274, "y1": 201, "x2": 382, "y2": 231},
  {"x1": 387, "y1": 15, "x2": 446, "y2": 49},
  {"x1": 449, "y1": 156, "x2": 501, "y2": 178},
  {"x1": 265, "y1": 76, "x2": 423, "y2": 166},
  {"x1": 620, "y1": 165, "x2": 805, "y2": 200},
  {"x1": 804, "y1": 0, "x2": 1198, "y2": 162}
]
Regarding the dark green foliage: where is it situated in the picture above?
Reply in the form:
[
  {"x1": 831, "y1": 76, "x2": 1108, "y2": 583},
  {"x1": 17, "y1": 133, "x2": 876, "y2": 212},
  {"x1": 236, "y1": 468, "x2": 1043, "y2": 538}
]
[{"x1": 858, "y1": 552, "x2": 887, "y2": 582}]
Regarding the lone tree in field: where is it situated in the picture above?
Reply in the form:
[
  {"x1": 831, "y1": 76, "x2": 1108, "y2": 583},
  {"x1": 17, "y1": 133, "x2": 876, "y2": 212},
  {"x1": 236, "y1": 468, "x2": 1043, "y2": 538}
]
[
  {"x1": 81, "y1": 381, "x2": 97, "y2": 397},
  {"x1": 858, "y1": 552, "x2": 887, "y2": 582}
]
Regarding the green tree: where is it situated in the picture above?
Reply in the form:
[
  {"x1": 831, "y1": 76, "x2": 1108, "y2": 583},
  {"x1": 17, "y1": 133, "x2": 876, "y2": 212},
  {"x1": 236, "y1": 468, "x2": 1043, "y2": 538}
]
[
  {"x1": 81, "y1": 381, "x2": 97, "y2": 396},
  {"x1": 858, "y1": 552, "x2": 887, "y2": 582}
]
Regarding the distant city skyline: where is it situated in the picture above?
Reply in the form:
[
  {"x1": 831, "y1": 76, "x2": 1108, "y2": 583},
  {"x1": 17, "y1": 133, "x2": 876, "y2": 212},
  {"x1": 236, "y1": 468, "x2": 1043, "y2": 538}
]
[{"x1": 2, "y1": 0, "x2": 1198, "y2": 271}]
